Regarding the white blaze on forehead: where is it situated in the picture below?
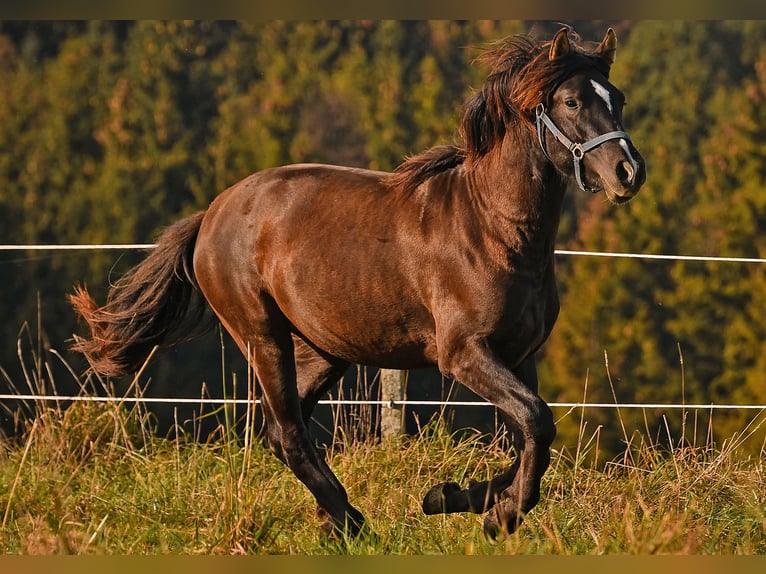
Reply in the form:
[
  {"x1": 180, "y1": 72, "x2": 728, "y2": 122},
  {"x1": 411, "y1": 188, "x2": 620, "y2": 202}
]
[{"x1": 590, "y1": 79, "x2": 613, "y2": 114}]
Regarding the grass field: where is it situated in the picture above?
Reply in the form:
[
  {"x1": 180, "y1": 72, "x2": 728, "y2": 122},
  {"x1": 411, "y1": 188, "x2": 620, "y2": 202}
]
[{"x1": 1, "y1": 395, "x2": 764, "y2": 555}]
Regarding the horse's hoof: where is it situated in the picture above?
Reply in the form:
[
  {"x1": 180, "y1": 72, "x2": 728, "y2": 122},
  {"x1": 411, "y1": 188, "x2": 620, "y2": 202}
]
[
  {"x1": 318, "y1": 509, "x2": 366, "y2": 540},
  {"x1": 422, "y1": 481, "x2": 464, "y2": 514},
  {"x1": 482, "y1": 509, "x2": 522, "y2": 541},
  {"x1": 316, "y1": 506, "x2": 330, "y2": 521},
  {"x1": 482, "y1": 513, "x2": 502, "y2": 542},
  {"x1": 319, "y1": 517, "x2": 377, "y2": 546},
  {"x1": 319, "y1": 518, "x2": 337, "y2": 538}
]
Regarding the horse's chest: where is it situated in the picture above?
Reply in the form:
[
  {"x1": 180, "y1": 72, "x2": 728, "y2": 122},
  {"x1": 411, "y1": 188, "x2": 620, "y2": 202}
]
[{"x1": 495, "y1": 280, "x2": 559, "y2": 366}]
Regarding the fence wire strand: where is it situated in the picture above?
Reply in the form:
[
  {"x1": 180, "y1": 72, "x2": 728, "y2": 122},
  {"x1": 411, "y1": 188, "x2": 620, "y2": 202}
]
[
  {"x1": 2, "y1": 243, "x2": 765, "y2": 412},
  {"x1": 1, "y1": 394, "x2": 765, "y2": 411}
]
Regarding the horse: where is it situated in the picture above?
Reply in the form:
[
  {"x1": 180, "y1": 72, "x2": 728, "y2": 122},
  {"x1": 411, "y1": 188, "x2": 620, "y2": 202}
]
[{"x1": 69, "y1": 27, "x2": 645, "y2": 539}]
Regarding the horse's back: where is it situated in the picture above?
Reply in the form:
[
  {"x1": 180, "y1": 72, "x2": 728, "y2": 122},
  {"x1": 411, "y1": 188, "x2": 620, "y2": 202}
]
[
  {"x1": 197, "y1": 163, "x2": 392, "y2": 256},
  {"x1": 193, "y1": 163, "x2": 438, "y2": 367},
  {"x1": 204, "y1": 163, "x2": 390, "y2": 222}
]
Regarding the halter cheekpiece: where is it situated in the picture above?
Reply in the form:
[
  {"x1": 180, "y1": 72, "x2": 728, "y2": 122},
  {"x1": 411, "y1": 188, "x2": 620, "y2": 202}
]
[{"x1": 535, "y1": 103, "x2": 633, "y2": 193}]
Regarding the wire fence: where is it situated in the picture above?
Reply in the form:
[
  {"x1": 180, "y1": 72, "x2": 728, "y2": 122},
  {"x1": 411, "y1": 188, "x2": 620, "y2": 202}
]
[
  {"x1": 1, "y1": 394, "x2": 765, "y2": 412},
  {"x1": 2, "y1": 243, "x2": 766, "y2": 413}
]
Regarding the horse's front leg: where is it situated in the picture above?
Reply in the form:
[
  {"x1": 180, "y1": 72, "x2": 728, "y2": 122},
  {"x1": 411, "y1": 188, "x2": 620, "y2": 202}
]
[{"x1": 422, "y1": 343, "x2": 556, "y2": 538}]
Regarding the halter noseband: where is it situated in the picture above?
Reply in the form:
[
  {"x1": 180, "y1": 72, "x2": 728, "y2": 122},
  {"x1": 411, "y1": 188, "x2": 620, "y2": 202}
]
[{"x1": 535, "y1": 103, "x2": 633, "y2": 193}]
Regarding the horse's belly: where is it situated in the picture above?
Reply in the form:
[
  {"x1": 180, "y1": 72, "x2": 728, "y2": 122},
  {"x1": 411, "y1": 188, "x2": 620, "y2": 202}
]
[
  {"x1": 271, "y1": 272, "x2": 438, "y2": 369},
  {"x1": 288, "y1": 308, "x2": 438, "y2": 370}
]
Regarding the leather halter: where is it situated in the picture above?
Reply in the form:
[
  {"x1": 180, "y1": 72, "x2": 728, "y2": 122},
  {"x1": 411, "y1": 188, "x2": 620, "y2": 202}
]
[{"x1": 535, "y1": 103, "x2": 633, "y2": 193}]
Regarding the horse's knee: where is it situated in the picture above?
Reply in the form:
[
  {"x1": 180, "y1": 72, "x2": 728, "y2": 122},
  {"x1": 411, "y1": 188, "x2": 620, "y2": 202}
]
[
  {"x1": 510, "y1": 399, "x2": 555, "y2": 478},
  {"x1": 534, "y1": 399, "x2": 556, "y2": 447}
]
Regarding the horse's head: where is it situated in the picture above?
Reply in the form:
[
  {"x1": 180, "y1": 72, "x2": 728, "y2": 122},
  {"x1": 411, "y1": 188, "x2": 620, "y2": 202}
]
[{"x1": 533, "y1": 28, "x2": 646, "y2": 204}]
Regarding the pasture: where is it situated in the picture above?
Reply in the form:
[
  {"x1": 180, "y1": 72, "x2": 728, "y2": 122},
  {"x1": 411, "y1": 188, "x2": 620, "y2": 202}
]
[
  {"x1": 1, "y1": 22, "x2": 765, "y2": 556},
  {"x1": 1, "y1": 395, "x2": 764, "y2": 555}
]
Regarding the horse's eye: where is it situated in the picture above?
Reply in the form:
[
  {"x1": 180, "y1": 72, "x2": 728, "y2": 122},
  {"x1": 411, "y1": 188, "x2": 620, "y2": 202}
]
[{"x1": 564, "y1": 98, "x2": 578, "y2": 109}]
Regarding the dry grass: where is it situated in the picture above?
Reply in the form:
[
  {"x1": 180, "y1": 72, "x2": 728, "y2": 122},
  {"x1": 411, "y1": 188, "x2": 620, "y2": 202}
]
[
  {"x1": 1, "y1": 327, "x2": 764, "y2": 554},
  {"x1": 0, "y1": 397, "x2": 764, "y2": 555}
]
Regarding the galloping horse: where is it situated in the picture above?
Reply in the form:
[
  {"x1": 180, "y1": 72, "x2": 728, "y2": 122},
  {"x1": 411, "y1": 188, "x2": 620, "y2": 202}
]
[{"x1": 70, "y1": 28, "x2": 645, "y2": 538}]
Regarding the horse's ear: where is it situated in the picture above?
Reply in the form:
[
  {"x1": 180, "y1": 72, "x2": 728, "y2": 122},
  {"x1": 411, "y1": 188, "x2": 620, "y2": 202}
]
[
  {"x1": 549, "y1": 27, "x2": 570, "y2": 61},
  {"x1": 596, "y1": 28, "x2": 617, "y2": 67}
]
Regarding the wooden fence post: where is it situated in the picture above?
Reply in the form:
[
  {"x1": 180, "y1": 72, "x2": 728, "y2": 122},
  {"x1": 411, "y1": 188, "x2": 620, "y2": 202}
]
[{"x1": 379, "y1": 369, "x2": 406, "y2": 438}]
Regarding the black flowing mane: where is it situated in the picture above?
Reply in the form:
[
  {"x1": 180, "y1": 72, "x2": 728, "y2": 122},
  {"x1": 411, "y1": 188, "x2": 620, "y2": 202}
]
[{"x1": 390, "y1": 29, "x2": 610, "y2": 193}]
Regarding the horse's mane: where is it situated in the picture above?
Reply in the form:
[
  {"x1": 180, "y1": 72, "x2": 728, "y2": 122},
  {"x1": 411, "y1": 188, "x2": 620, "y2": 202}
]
[
  {"x1": 387, "y1": 145, "x2": 466, "y2": 193},
  {"x1": 389, "y1": 28, "x2": 610, "y2": 193}
]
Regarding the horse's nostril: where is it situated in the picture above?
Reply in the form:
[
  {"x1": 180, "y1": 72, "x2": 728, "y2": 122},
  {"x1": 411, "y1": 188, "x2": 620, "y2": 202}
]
[{"x1": 617, "y1": 160, "x2": 635, "y2": 185}]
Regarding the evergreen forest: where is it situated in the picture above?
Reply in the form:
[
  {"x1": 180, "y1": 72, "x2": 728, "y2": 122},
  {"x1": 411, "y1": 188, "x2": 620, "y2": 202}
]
[{"x1": 1, "y1": 20, "x2": 765, "y2": 454}]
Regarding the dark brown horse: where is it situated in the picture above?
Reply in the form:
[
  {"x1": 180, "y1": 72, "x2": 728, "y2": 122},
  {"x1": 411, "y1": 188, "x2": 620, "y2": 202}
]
[{"x1": 70, "y1": 28, "x2": 645, "y2": 539}]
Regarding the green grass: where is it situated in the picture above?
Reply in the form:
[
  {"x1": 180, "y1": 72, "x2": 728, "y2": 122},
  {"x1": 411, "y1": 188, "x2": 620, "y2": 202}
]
[{"x1": 1, "y1": 399, "x2": 764, "y2": 555}]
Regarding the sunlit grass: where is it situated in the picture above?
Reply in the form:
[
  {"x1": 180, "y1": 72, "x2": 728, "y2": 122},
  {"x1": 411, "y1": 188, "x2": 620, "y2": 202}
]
[
  {"x1": 1, "y1": 397, "x2": 764, "y2": 555},
  {"x1": 1, "y1": 323, "x2": 764, "y2": 554}
]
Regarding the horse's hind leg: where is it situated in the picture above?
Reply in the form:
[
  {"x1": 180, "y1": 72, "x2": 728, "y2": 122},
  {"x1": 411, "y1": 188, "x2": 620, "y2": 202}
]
[
  {"x1": 219, "y1": 298, "x2": 365, "y2": 535},
  {"x1": 292, "y1": 338, "x2": 353, "y2": 528},
  {"x1": 293, "y1": 337, "x2": 350, "y2": 427}
]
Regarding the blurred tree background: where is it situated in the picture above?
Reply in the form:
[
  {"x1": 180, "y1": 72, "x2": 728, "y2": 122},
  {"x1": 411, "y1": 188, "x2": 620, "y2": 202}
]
[{"x1": 0, "y1": 21, "x2": 764, "y2": 454}]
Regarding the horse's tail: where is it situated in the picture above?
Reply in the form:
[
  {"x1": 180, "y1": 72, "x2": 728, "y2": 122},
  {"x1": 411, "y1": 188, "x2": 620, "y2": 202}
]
[{"x1": 69, "y1": 211, "x2": 212, "y2": 377}]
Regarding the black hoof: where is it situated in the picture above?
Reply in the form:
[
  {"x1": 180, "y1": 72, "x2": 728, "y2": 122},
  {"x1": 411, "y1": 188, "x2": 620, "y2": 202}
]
[
  {"x1": 319, "y1": 518, "x2": 337, "y2": 538},
  {"x1": 319, "y1": 516, "x2": 377, "y2": 546},
  {"x1": 422, "y1": 481, "x2": 466, "y2": 515},
  {"x1": 482, "y1": 513, "x2": 502, "y2": 542},
  {"x1": 321, "y1": 512, "x2": 367, "y2": 538},
  {"x1": 482, "y1": 509, "x2": 522, "y2": 541}
]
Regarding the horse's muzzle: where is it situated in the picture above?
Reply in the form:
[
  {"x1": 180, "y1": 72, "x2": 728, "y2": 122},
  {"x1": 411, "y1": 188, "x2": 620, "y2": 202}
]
[{"x1": 607, "y1": 141, "x2": 646, "y2": 203}]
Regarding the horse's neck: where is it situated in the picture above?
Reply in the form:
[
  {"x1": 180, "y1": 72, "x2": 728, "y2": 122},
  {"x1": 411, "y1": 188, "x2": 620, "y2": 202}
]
[{"x1": 469, "y1": 138, "x2": 568, "y2": 258}]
